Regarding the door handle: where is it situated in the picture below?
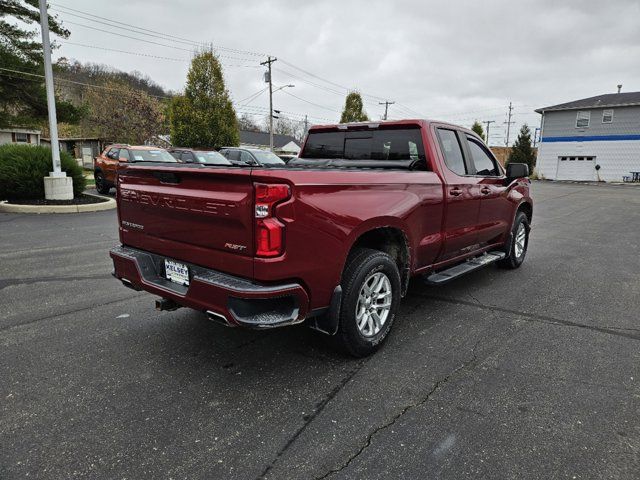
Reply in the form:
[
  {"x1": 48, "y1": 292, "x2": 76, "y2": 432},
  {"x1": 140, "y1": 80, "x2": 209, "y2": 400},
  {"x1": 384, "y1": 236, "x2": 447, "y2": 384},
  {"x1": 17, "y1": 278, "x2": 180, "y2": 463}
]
[
  {"x1": 481, "y1": 187, "x2": 491, "y2": 195},
  {"x1": 449, "y1": 188, "x2": 462, "y2": 196}
]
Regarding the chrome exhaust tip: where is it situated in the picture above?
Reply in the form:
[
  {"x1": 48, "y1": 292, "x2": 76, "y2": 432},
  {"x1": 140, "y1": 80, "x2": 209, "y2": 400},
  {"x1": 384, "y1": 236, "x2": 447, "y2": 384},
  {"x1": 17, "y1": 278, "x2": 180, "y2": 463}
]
[{"x1": 206, "y1": 310, "x2": 232, "y2": 327}]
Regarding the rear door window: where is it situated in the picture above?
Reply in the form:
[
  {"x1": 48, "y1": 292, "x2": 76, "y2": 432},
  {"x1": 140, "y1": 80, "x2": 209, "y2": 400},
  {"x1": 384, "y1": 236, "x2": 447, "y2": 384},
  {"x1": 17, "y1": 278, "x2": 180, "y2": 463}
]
[
  {"x1": 466, "y1": 137, "x2": 499, "y2": 176},
  {"x1": 436, "y1": 129, "x2": 466, "y2": 176},
  {"x1": 181, "y1": 152, "x2": 195, "y2": 162}
]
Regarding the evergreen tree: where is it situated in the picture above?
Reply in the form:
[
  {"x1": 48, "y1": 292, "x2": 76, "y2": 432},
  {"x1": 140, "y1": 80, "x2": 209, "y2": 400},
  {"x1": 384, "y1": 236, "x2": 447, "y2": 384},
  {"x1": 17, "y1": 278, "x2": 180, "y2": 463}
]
[
  {"x1": 507, "y1": 124, "x2": 536, "y2": 172},
  {"x1": 339, "y1": 91, "x2": 369, "y2": 123},
  {"x1": 471, "y1": 120, "x2": 485, "y2": 142},
  {"x1": 170, "y1": 50, "x2": 239, "y2": 148},
  {"x1": 0, "y1": 0, "x2": 82, "y2": 127}
]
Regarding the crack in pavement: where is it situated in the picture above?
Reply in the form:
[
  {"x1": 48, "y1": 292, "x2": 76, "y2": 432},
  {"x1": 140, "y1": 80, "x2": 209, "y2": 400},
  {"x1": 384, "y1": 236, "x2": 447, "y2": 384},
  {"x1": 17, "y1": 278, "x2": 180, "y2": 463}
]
[
  {"x1": 257, "y1": 359, "x2": 368, "y2": 480},
  {"x1": 314, "y1": 339, "x2": 482, "y2": 480},
  {"x1": 419, "y1": 294, "x2": 640, "y2": 342}
]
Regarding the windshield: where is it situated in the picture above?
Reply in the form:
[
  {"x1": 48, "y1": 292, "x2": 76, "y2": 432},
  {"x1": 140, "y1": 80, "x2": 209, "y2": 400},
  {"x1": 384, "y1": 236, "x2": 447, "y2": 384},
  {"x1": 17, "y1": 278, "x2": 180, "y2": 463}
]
[
  {"x1": 193, "y1": 151, "x2": 232, "y2": 165},
  {"x1": 129, "y1": 149, "x2": 177, "y2": 163},
  {"x1": 251, "y1": 150, "x2": 286, "y2": 165}
]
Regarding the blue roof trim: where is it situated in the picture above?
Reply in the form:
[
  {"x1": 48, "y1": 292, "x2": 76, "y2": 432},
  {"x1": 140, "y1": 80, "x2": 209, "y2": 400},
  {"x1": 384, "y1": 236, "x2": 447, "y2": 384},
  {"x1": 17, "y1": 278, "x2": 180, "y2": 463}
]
[{"x1": 542, "y1": 134, "x2": 640, "y2": 143}]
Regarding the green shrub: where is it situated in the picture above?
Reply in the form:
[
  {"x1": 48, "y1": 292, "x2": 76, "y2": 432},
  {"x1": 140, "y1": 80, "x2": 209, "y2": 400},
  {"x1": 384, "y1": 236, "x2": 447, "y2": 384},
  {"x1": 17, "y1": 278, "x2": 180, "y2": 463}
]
[{"x1": 0, "y1": 144, "x2": 86, "y2": 200}]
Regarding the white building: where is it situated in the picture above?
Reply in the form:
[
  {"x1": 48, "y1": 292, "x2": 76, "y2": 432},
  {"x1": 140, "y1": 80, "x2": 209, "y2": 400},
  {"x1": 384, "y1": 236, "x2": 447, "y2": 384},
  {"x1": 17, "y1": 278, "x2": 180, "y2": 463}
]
[
  {"x1": 535, "y1": 91, "x2": 640, "y2": 182},
  {"x1": 0, "y1": 127, "x2": 41, "y2": 146}
]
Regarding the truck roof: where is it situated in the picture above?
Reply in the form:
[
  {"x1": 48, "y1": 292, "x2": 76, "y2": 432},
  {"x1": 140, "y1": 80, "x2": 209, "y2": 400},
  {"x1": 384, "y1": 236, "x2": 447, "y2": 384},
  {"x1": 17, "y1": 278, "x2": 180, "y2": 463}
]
[{"x1": 308, "y1": 118, "x2": 478, "y2": 137}]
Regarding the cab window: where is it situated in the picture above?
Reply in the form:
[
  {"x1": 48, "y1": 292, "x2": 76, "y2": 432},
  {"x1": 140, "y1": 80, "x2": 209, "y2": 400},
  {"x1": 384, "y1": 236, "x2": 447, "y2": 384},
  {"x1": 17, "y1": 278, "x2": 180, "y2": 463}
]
[
  {"x1": 119, "y1": 149, "x2": 130, "y2": 161},
  {"x1": 107, "y1": 148, "x2": 120, "y2": 159},
  {"x1": 466, "y1": 137, "x2": 499, "y2": 176},
  {"x1": 436, "y1": 129, "x2": 466, "y2": 175},
  {"x1": 240, "y1": 151, "x2": 255, "y2": 164},
  {"x1": 181, "y1": 152, "x2": 195, "y2": 162}
]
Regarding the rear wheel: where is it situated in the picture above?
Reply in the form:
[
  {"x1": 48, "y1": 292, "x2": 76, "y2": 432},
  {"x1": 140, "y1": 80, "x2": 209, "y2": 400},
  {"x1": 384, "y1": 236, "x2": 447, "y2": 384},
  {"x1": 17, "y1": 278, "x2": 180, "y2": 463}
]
[
  {"x1": 499, "y1": 211, "x2": 530, "y2": 269},
  {"x1": 332, "y1": 248, "x2": 401, "y2": 357},
  {"x1": 95, "y1": 171, "x2": 110, "y2": 194}
]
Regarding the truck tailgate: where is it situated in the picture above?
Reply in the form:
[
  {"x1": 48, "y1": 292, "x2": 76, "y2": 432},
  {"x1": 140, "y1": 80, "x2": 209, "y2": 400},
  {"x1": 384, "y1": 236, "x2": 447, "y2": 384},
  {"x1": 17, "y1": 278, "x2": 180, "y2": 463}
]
[{"x1": 116, "y1": 164, "x2": 254, "y2": 278}]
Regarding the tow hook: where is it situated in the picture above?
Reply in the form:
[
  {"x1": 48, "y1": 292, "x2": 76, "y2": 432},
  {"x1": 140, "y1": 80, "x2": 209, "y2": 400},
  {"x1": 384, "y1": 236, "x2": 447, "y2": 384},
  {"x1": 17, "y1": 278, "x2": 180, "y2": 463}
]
[{"x1": 155, "y1": 298, "x2": 181, "y2": 312}]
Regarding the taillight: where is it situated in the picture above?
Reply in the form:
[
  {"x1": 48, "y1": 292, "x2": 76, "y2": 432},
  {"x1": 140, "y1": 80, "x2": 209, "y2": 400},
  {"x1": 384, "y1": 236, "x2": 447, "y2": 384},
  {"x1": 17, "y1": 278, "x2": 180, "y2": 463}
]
[{"x1": 255, "y1": 183, "x2": 290, "y2": 257}]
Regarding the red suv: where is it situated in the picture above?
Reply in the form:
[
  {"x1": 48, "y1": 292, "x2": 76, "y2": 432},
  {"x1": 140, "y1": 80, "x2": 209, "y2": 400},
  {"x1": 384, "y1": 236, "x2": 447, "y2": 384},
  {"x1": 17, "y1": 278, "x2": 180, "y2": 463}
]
[{"x1": 94, "y1": 145, "x2": 176, "y2": 194}]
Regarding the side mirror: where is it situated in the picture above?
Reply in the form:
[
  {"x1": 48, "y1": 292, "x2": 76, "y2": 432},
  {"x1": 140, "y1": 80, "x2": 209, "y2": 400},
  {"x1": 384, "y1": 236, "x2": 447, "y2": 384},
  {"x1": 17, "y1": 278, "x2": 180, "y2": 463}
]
[{"x1": 505, "y1": 163, "x2": 529, "y2": 181}]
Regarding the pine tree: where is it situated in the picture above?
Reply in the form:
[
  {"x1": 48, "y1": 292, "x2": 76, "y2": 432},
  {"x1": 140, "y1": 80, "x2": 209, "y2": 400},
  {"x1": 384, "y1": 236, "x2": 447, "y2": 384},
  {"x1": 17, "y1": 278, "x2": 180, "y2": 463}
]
[
  {"x1": 507, "y1": 124, "x2": 536, "y2": 172},
  {"x1": 339, "y1": 91, "x2": 369, "y2": 123},
  {"x1": 471, "y1": 120, "x2": 485, "y2": 142},
  {"x1": 170, "y1": 50, "x2": 239, "y2": 149},
  {"x1": 0, "y1": 0, "x2": 82, "y2": 128}
]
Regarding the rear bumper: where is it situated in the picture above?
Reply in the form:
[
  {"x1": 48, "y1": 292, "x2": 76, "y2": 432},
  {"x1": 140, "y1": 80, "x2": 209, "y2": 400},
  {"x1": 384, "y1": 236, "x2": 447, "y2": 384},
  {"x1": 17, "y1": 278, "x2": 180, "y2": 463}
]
[{"x1": 110, "y1": 245, "x2": 310, "y2": 328}]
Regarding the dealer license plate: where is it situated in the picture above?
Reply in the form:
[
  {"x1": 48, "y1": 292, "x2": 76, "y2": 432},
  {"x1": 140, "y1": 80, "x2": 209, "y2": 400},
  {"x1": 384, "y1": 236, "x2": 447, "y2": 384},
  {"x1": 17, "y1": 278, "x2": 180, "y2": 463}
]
[{"x1": 165, "y1": 259, "x2": 190, "y2": 286}]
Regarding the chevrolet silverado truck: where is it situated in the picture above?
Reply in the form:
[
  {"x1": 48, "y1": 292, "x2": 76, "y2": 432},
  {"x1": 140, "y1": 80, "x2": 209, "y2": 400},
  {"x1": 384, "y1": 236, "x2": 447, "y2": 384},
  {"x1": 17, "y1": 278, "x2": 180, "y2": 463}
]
[{"x1": 110, "y1": 120, "x2": 532, "y2": 357}]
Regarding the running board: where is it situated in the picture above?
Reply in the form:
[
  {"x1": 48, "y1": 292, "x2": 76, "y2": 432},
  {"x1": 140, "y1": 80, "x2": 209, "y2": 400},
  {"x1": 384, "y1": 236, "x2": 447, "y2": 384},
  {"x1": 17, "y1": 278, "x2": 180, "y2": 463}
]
[{"x1": 424, "y1": 251, "x2": 506, "y2": 285}]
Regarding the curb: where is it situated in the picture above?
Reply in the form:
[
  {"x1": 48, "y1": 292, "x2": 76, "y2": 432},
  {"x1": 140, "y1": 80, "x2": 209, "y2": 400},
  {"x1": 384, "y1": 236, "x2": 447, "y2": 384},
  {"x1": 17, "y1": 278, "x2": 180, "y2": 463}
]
[{"x1": 0, "y1": 193, "x2": 116, "y2": 214}]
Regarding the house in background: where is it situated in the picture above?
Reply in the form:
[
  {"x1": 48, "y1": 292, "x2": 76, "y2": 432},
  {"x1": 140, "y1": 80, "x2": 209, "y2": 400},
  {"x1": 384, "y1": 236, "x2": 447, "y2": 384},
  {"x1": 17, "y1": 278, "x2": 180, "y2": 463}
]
[
  {"x1": 0, "y1": 127, "x2": 41, "y2": 146},
  {"x1": 239, "y1": 130, "x2": 301, "y2": 154},
  {"x1": 535, "y1": 89, "x2": 640, "y2": 181},
  {"x1": 41, "y1": 137, "x2": 105, "y2": 168}
]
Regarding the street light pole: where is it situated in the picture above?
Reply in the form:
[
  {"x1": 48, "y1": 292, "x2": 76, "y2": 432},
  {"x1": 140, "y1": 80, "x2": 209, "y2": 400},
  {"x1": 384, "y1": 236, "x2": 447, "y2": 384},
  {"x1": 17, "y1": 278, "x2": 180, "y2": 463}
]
[
  {"x1": 38, "y1": 0, "x2": 61, "y2": 176},
  {"x1": 39, "y1": 0, "x2": 73, "y2": 200}
]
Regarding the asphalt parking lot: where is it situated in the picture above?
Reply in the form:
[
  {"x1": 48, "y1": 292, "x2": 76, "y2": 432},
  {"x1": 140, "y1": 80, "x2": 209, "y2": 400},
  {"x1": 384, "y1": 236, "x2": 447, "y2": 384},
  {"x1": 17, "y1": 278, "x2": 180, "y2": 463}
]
[{"x1": 1, "y1": 181, "x2": 639, "y2": 479}]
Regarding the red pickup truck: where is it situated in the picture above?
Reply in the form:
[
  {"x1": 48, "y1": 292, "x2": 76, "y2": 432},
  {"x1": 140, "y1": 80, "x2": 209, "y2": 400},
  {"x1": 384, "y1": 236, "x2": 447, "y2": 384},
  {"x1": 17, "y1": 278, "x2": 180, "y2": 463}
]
[{"x1": 110, "y1": 120, "x2": 532, "y2": 356}]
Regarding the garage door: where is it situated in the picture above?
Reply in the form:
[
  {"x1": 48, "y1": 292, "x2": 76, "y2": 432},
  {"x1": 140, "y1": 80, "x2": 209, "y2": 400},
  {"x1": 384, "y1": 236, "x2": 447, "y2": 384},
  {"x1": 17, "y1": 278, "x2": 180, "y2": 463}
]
[{"x1": 556, "y1": 156, "x2": 596, "y2": 181}]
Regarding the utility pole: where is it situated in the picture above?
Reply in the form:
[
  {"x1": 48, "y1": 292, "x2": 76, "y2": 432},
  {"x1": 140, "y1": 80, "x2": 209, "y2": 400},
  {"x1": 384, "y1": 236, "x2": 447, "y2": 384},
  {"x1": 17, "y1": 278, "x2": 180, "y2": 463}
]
[
  {"x1": 504, "y1": 101, "x2": 515, "y2": 147},
  {"x1": 303, "y1": 115, "x2": 309, "y2": 135},
  {"x1": 39, "y1": 0, "x2": 72, "y2": 200},
  {"x1": 260, "y1": 56, "x2": 277, "y2": 151},
  {"x1": 379, "y1": 100, "x2": 395, "y2": 120},
  {"x1": 483, "y1": 120, "x2": 495, "y2": 145}
]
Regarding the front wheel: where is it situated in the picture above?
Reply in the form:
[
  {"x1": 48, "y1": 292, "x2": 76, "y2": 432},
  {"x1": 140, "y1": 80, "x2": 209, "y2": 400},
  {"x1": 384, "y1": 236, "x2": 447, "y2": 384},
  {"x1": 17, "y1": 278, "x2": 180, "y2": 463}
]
[
  {"x1": 95, "y1": 171, "x2": 111, "y2": 195},
  {"x1": 499, "y1": 211, "x2": 530, "y2": 269},
  {"x1": 333, "y1": 248, "x2": 401, "y2": 357}
]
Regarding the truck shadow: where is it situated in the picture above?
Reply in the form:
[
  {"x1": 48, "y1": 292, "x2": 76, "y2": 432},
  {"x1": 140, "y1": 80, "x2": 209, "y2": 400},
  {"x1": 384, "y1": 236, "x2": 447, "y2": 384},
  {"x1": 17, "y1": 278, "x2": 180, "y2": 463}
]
[{"x1": 142, "y1": 263, "x2": 500, "y2": 376}]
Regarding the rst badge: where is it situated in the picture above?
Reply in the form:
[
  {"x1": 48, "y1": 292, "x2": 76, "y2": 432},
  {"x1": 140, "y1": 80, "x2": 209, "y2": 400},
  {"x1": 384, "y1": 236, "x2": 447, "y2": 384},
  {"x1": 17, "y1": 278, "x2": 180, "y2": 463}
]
[{"x1": 225, "y1": 243, "x2": 247, "y2": 252}]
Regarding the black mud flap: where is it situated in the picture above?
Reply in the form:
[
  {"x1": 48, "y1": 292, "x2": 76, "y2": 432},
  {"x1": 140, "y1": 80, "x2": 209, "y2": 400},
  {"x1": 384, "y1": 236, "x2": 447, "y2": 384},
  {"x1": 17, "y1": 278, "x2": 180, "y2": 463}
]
[{"x1": 307, "y1": 286, "x2": 342, "y2": 336}]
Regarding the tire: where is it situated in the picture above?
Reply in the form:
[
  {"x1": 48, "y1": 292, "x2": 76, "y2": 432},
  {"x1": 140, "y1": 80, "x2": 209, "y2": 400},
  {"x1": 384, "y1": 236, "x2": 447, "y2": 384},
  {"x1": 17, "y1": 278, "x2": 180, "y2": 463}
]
[
  {"x1": 95, "y1": 171, "x2": 111, "y2": 195},
  {"x1": 499, "y1": 211, "x2": 530, "y2": 269},
  {"x1": 332, "y1": 248, "x2": 401, "y2": 357}
]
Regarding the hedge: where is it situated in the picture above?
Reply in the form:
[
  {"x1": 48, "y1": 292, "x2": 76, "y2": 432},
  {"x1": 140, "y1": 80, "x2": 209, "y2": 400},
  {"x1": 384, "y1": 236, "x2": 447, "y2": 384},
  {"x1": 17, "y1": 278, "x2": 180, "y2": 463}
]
[{"x1": 0, "y1": 144, "x2": 86, "y2": 200}]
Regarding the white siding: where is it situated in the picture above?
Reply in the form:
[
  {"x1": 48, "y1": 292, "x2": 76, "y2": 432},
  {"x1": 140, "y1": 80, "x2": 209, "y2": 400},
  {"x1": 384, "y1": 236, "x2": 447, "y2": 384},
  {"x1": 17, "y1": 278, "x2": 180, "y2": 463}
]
[
  {"x1": 0, "y1": 132, "x2": 12, "y2": 145},
  {"x1": 537, "y1": 140, "x2": 640, "y2": 181}
]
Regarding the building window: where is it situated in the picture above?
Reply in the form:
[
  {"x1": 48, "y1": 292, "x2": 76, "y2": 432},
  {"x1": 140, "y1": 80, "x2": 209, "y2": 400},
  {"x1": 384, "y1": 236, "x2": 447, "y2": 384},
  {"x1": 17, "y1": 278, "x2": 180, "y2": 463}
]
[
  {"x1": 602, "y1": 109, "x2": 613, "y2": 123},
  {"x1": 15, "y1": 132, "x2": 28, "y2": 143},
  {"x1": 575, "y1": 111, "x2": 590, "y2": 128}
]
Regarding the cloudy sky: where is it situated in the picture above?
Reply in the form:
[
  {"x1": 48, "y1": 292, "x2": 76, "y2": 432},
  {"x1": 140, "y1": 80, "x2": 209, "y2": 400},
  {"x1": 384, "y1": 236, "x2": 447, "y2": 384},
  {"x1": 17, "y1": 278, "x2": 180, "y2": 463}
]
[{"x1": 48, "y1": 0, "x2": 640, "y2": 145}]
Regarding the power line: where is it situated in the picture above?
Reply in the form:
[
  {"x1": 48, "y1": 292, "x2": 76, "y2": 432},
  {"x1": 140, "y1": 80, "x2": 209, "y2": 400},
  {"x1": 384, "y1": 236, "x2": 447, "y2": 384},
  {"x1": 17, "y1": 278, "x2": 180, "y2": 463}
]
[
  {"x1": 50, "y1": 2, "x2": 266, "y2": 57},
  {"x1": 281, "y1": 90, "x2": 341, "y2": 113},
  {"x1": 0, "y1": 67, "x2": 171, "y2": 99}
]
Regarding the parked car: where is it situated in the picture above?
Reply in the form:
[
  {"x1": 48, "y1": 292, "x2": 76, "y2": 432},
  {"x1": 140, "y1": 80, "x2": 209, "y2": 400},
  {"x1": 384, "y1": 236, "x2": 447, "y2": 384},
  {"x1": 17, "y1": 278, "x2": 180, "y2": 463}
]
[
  {"x1": 168, "y1": 148, "x2": 232, "y2": 165},
  {"x1": 110, "y1": 119, "x2": 532, "y2": 357},
  {"x1": 94, "y1": 145, "x2": 176, "y2": 194},
  {"x1": 219, "y1": 147, "x2": 285, "y2": 166}
]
